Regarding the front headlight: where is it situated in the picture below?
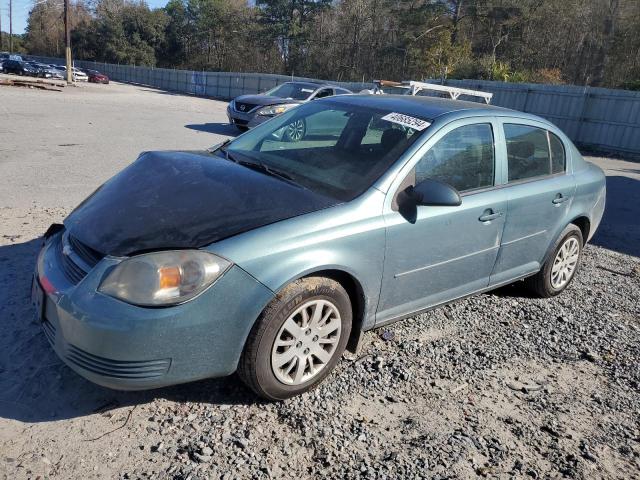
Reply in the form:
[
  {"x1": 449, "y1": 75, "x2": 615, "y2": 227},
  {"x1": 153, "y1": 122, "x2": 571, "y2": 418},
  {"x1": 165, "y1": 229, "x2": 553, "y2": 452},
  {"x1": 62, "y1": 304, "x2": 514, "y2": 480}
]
[
  {"x1": 257, "y1": 104, "x2": 297, "y2": 116},
  {"x1": 99, "y1": 250, "x2": 231, "y2": 306}
]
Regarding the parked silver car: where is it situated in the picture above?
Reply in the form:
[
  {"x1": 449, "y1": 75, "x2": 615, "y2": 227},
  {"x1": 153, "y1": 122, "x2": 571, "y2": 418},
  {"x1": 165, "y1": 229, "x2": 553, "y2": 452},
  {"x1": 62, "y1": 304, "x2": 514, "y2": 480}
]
[{"x1": 227, "y1": 81, "x2": 352, "y2": 135}]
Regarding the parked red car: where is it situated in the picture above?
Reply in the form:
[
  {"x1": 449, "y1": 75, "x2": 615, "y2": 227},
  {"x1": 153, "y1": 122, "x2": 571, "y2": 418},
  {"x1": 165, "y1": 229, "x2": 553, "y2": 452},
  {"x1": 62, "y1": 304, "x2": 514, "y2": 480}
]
[{"x1": 85, "y1": 69, "x2": 109, "y2": 84}]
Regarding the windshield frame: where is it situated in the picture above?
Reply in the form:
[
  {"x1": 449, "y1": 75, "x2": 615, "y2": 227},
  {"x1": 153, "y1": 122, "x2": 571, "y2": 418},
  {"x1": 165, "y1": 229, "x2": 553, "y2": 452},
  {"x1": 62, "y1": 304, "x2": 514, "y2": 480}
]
[
  {"x1": 225, "y1": 99, "x2": 432, "y2": 201},
  {"x1": 263, "y1": 82, "x2": 320, "y2": 101}
]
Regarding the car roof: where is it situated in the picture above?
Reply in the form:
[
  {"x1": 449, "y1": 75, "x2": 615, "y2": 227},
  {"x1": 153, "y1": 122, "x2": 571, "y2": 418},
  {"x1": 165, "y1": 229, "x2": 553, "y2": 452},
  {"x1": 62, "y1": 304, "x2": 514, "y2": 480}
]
[
  {"x1": 324, "y1": 94, "x2": 545, "y2": 123},
  {"x1": 283, "y1": 81, "x2": 341, "y2": 90}
]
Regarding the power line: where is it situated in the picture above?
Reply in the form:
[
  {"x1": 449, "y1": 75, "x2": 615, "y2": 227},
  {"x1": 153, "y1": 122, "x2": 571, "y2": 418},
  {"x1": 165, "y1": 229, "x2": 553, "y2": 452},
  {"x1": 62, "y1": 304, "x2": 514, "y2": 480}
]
[{"x1": 9, "y1": 0, "x2": 12, "y2": 53}]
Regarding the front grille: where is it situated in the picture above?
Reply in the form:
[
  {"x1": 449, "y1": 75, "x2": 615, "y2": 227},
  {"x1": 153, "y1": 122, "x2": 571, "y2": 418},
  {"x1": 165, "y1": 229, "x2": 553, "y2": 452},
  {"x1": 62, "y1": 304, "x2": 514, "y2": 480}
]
[
  {"x1": 59, "y1": 245, "x2": 87, "y2": 284},
  {"x1": 42, "y1": 319, "x2": 56, "y2": 346},
  {"x1": 65, "y1": 344, "x2": 171, "y2": 379},
  {"x1": 68, "y1": 234, "x2": 103, "y2": 267},
  {"x1": 58, "y1": 231, "x2": 105, "y2": 284},
  {"x1": 234, "y1": 102, "x2": 258, "y2": 113}
]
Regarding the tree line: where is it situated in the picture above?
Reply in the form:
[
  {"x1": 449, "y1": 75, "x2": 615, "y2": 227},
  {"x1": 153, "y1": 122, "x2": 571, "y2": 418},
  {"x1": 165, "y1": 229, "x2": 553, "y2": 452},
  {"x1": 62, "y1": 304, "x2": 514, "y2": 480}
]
[{"x1": 23, "y1": 0, "x2": 640, "y2": 89}]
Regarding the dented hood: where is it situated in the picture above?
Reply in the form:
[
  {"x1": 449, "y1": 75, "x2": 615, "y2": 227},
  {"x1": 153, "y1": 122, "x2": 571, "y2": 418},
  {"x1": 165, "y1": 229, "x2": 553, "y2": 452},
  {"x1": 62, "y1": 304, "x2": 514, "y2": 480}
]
[{"x1": 64, "y1": 151, "x2": 338, "y2": 256}]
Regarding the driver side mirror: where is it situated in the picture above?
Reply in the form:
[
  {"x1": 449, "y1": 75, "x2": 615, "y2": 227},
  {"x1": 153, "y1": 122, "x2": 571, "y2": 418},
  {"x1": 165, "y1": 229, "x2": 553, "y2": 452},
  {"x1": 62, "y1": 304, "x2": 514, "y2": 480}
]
[{"x1": 408, "y1": 178, "x2": 461, "y2": 207}]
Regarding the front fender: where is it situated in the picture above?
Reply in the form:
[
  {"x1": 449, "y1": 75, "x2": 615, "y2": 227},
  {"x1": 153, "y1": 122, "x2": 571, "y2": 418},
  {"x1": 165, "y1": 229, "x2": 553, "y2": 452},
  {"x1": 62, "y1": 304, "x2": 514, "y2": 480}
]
[{"x1": 208, "y1": 191, "x2": 387, "y2": 329}]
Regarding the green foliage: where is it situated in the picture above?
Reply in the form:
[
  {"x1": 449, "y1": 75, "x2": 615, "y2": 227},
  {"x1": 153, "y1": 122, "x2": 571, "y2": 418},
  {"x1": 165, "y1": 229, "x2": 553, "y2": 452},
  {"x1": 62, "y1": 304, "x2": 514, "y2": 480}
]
[
  {"x1": 620, "y1": 80, "x2": 640, "y2": 91},
  {"x1": 20, "y1": 0, "x2": 640, "y2": 88},
  {"x1": 0, "y1": 33, "x2": 27, "y2": 54},
  {"x1": 94, "y1": 1, "x2": 168, "y2": 66},
  {"x1": 490, "y1": 61, "x2": 511, "y2": 82},
  {"x1": 420, "y1": 32, "x2": 471, "y2": 82}
]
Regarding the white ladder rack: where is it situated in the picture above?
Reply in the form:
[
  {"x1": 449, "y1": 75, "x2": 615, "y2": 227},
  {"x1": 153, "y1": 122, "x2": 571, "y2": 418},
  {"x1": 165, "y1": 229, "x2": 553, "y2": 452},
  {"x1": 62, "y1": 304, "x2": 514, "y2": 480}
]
[{"x1": 372, "y1": 80, "x2": 493, "y2": 104}]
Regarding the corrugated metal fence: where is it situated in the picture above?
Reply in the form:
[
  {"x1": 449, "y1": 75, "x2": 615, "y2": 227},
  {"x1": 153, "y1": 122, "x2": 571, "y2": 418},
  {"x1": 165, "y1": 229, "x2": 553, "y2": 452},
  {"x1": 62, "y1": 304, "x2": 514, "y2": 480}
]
[
  {"x1": 445, "y1": 79, "x2": 640, "y2": 157},
  {"x1": 30, "y1": 56, "x2": 640, "y2": 157},
  {"x1": 30, "y1": 56, "x2": 370, "y2": 99}
]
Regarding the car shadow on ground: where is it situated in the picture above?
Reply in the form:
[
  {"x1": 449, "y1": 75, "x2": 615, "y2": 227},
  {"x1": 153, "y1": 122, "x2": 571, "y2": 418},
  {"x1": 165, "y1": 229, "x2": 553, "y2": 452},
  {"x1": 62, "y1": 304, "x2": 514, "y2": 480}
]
[
  {"x1": 0, "y1": 238, "x2": 261, "y2": 423},
  {"x1": 185, "y1": 123, "x2": 240, "y2": 137},
  {"x1": 591, "y1": 175, "x2": 640, "y2": 257}
]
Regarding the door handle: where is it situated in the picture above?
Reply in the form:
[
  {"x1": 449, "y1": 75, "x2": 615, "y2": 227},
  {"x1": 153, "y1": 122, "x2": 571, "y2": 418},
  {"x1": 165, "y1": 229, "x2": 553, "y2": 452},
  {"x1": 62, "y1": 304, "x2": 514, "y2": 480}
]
[
  {"x1": 552, "y1": 193, "x2": 569, "y2": 205},
  {"x1": 479, "y1": 210, "x2": 503, "y2": 222}
]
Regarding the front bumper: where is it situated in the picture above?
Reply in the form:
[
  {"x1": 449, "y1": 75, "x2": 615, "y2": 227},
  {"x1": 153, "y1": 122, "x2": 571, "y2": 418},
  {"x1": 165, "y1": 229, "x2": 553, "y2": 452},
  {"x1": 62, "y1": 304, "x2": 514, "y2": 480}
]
[
  {"x1": 226, "y1": 105, "x2": 271, "y2": 129},
  {"x1": 34, "y1": 232, "x2": 274, "y2": 390}
]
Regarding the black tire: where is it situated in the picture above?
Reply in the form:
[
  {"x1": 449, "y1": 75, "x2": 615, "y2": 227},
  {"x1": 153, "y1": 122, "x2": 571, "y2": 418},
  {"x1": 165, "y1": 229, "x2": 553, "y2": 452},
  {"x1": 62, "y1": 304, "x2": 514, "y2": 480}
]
[
  {"x1": 235, "y1": 125, "x2": 248, "y2": 132},
  {"x1": 525, "y1": 224, "x2": 583, "y2": 298},
  {"x1": 238, "y1": 276, "x2": 352, "y2": 400}
]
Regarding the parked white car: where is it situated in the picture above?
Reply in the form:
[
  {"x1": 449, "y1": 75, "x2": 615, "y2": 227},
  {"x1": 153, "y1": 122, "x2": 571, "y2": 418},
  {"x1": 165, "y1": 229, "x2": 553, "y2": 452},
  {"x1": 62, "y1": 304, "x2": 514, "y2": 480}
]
[{"x1": 53, "y1": 65, "x2": 88, "y2": 82}]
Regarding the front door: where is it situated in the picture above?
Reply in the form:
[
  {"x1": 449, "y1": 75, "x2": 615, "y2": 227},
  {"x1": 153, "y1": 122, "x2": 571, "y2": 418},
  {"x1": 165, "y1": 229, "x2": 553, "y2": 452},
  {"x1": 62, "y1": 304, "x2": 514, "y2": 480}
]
[{"x1": 377, "y1": 120, "x2": 507, "y2": 324}]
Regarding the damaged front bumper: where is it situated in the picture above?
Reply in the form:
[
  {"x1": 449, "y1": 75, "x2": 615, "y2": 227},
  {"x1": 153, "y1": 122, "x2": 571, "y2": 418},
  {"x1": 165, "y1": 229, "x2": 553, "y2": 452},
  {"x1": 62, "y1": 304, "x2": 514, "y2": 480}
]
[{"x1": 32, "y1": 228, "x2": 274, "y2": 390}]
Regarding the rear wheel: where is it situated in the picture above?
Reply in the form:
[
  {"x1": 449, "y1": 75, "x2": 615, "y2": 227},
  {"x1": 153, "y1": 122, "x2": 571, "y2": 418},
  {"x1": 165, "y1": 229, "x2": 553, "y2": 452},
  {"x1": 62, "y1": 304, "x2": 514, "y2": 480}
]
[
  {"x1": 238, "y1": 277, "x2": 352, "y2": 400},
  {"x1": 525, "y1": 224, "x2": 583, "y2": 297}
]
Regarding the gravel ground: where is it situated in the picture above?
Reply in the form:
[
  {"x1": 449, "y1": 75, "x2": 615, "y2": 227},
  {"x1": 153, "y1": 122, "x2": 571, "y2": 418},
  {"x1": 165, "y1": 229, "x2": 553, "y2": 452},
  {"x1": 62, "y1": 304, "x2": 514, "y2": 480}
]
[{"x1": 0, "y1": 82, "x2": 639, "y2": 480}]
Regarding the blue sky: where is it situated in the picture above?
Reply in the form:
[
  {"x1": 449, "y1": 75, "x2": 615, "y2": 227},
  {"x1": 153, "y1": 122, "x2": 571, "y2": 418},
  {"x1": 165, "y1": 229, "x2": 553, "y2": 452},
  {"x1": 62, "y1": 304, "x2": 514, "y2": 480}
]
[{"x1": 3, "y1": 0, "x2": 169, "y2": 36}]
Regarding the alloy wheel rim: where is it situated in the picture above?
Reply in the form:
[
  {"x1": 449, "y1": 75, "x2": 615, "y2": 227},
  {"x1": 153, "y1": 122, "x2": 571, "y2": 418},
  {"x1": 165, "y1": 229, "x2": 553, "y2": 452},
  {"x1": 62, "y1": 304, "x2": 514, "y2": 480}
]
[
  {"x1": 286, "y1": 120, "x2": 305, "y2": 141},
  {"x1": 271, "y1": 299, "x2": 341, "y2": 385},
  {"x1": 551, "y1": 237, "x2": 580, "y2": 289}
]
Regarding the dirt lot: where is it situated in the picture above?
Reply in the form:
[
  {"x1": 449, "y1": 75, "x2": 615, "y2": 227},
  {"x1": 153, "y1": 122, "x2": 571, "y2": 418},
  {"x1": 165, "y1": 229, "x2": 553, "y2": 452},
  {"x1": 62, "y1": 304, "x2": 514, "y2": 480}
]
[{"x1": 0, "y1": 82, "x2": 639, "y2": 480}]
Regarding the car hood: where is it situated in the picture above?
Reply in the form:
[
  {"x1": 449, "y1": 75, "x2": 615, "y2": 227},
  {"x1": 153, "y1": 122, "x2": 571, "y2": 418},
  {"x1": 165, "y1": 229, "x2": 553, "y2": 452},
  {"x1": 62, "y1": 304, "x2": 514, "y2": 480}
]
[
  {"x1": 64, "y1": 151, "x2": 339, "y2": 256},
  {"x1": 233, "y1": 94, "x2": 303, "y2": 108}
]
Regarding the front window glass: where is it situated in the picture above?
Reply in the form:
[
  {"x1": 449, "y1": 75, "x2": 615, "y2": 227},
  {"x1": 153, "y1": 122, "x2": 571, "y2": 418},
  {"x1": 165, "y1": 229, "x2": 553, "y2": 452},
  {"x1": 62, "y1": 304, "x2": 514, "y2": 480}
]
[
  {"x1": 415, "y1": 123, "x2": 495, "y2": 192},
  {"x1": 264, "y1": 82, "x2": 318, "y2": 101},
  {"x1": 226, "y1": 101, "x2": 427, "y2": 200},
  {"x1": 505, "y1": 124, "x2": 552, "y2": 182}
]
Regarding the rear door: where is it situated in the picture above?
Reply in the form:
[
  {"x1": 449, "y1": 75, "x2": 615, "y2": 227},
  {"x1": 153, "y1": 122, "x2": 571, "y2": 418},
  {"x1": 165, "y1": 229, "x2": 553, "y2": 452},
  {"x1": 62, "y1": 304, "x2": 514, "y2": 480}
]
[
  {"x1": 377, "y1": 118, "x2": 508, "y2": 324},
  {"x1": 489, "y1": 119, "x2": 576, "y2": 285}
]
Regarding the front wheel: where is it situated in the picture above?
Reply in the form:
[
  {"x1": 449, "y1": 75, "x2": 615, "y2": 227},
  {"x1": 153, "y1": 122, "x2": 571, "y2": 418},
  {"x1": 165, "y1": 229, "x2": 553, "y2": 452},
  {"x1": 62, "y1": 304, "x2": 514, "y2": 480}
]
[
  {"x1": 238, "y1": 277, "x2": 352, "y2": 400},
  {"x1": 525, "y1": 224, "x2": 583, "y2": 297},
  {"x1": 282, "y1": 118, "x2": 306, "y2": 142}
]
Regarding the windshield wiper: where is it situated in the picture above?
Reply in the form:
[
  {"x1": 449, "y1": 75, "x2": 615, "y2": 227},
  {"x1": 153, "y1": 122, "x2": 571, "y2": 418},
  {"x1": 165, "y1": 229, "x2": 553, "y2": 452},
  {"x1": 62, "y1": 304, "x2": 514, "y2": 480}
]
[
  {"x1": 236, "y1": 159, "x2": 305, "y2": 189},
  {"x1": 207, "y1": 138, "x2": 231, "y2": 154},
  {"x1": 209, "y1": 142, "x2": 306, "y2": 189},
  {"x1": 207, "y1": 138, "x2": 241, "y2": 164}
]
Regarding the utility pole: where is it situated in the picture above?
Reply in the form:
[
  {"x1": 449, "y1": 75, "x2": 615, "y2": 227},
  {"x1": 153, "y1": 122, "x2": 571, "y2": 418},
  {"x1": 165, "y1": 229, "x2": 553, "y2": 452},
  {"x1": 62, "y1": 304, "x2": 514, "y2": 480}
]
[
  {"x1": 9, "y1": 0, "x2": 12, "y2": 53},
  {"x1": 0, "y1": 8, "x2": 3, "y2": 52},
  {"x1": 64, "y1": 0, "x2": 72, "y2": 83}
]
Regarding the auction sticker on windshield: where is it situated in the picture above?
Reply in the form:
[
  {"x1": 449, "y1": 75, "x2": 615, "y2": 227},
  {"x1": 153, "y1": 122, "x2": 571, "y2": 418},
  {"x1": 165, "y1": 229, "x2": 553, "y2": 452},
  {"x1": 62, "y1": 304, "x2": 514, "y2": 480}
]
[{"x1": 381, "y1": 112, "x2": 431, "y2": 131}]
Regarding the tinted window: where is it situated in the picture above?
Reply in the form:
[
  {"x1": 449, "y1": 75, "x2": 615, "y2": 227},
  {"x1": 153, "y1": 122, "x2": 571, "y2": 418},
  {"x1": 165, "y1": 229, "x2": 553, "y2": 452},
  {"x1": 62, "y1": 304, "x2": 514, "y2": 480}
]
[
  {"x1": 264, "y1": 82, "x2": 318, "y2": 100},
  {"x1": 549, "y1": 132, "x2": 566, "y2": 174},
  {"x1": 505, "y1": 124, "x2": 551, "y2": 182},
  {"x1": 227, "y1": 101, "x2": 425, "y2": 200},
  {"x1": 314, "y1": 89, "x2": 333, "y2": 99},
  {"x1": 415, "y1": 123, "x2": 495, "y2": 192}
]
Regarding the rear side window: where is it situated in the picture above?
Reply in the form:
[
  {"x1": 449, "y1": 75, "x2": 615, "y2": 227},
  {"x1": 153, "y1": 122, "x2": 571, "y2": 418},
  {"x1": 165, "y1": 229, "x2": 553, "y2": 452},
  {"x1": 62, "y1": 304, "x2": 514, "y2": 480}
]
[
  {"x1": 504, "y1": 124, "x2": 552, "y2": 182},
  {"x1": 549, "y1": 132, "x2": 566, "y2": 174},
  {"x1": 315, "y1": 89, "x2": 333, "y2": 99},
  {"x1": 415, "y1": 123, "x2": 495, "y2": 192}
]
